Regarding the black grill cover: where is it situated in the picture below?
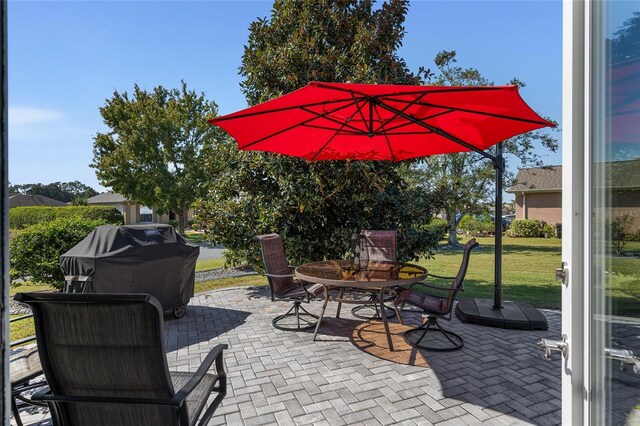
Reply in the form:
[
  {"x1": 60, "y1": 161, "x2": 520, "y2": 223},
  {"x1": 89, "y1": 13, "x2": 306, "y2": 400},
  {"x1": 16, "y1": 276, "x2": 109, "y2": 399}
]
[{"x1": 60, "y1": 224, "x2": 199, "y2": 312}]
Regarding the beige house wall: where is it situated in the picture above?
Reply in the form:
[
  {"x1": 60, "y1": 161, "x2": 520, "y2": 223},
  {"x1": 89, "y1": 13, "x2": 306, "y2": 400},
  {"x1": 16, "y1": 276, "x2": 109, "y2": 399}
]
[{"x1": 514, "y1": 192, "x2": 562, "y2": 225}]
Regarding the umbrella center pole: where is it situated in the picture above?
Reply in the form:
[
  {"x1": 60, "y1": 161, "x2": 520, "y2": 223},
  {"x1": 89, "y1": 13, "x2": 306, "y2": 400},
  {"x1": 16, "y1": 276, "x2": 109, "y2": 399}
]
[{"x1": 492, "y1": 143, "x2": 505, "y2": 309}]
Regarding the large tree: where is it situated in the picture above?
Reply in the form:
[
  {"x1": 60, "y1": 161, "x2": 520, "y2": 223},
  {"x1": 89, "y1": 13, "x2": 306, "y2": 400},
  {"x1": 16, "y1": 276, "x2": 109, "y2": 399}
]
[
  {"x1": 92, "y1": 81, "x2": 226, "y2": 233},
  {"x1": 413, "y1": 51, "x2": 559, "y2": 245},
  {"x1": 197, "y1": 0, "x2": 441, "y2": 267}
]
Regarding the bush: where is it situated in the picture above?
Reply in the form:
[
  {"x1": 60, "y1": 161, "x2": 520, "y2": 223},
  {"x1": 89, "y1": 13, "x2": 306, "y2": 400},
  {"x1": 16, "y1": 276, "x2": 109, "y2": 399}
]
[
  {"x1": 459, "y1": 215, "x2": 493, "y2": 236},
  {"x1": 9, "y1": 206, "x2": 123, "y2": 230},
  {"x1": 426, "y1": 218, "x2": 449, "y2": 240},
  {"x1": 507, "y1": 219, "x2": 548, "y2": 237},
  {"x1": 9, "y1": 217, "x2": 108, "y2": 290},
  {"x1": 169, "y1": 219, "x2": 179, "y2": 228}
]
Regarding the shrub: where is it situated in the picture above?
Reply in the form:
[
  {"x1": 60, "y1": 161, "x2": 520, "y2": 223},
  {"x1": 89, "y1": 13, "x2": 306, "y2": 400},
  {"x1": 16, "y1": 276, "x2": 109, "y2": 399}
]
[
  {"x1": 609, "y1": 214, "x2": 633, "y2": 255},
  {"x1": 507, "y1": 219, "x2": 547, "y2": 237},
  {"x1": 459, "y1": 215, "x2": 493, "y2": 236},
  {"x1": 426, "y1": 218, "x2": 449, "y2": 240},
  {"x1": 10, "y1": 217, "x2": 108, "y2": 290},
  {"x1": 169, "y1": 219, "x2": 179, "y2": 228},
  {"x1": 9, "y1": 206, "x2": 123, "y2": 230}
]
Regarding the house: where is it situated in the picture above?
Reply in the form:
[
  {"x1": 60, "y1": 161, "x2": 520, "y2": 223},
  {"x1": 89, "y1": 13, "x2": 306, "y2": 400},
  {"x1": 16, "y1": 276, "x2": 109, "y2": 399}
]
[
  {"x1": 8, "y1": 193, "x2": 67, "y2": 208},
  {"x1": 507, "y1": 166, "x2": 562, "y2": 225},
  {"x1": 87, "y1": 192, "x2": 193, "y2": 226},
  {"x1": 508, "y1": 160, "x2": 640, "y2": 231}
]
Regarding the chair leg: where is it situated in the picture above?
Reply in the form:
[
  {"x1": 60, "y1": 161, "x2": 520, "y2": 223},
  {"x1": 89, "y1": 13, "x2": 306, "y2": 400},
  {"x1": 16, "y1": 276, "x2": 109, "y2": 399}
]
[
  {"x1": 11, "y1": 396, "x2": 23, "y2": 426},
  {"x1": 351, "y1": 293, "x2": 396, "y2": 320},
  {"x1": 403, "y1": 316, "x2": 464, "y2": 351},
  {"x1": 272, "y1": 301, "x2": 319, "y2": 331}
]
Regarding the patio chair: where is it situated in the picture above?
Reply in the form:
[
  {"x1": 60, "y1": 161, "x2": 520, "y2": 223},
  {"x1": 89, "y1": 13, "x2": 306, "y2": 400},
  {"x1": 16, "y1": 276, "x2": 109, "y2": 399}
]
[
  {"x1": 395, "y1": 238, "x2": 479, "y2": 351},
  {"x1": 10, "y1": 313, "x2": 47, "y2": 426},
  {"x1": 256, "y1": 233, "x2": 324, "y2": 331},
  {"x1": 350, "y1": 230, "x2": 398, "y2": 320},
  {"x1": 14, "y1": 292, "x2": 228, "y2": 426}
]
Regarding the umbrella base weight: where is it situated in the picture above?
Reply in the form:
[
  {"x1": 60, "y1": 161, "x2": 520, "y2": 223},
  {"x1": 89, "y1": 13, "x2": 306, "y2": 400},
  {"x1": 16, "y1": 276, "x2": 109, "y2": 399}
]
[{"x1": 455, "y1": 298, "x2": 548, "y2": 331}]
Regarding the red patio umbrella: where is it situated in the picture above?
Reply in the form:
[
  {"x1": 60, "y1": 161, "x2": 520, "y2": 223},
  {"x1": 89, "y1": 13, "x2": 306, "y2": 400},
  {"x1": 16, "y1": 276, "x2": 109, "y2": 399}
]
[{"x1": 209, "y1": 81, "x2": 555, "y2": 329}]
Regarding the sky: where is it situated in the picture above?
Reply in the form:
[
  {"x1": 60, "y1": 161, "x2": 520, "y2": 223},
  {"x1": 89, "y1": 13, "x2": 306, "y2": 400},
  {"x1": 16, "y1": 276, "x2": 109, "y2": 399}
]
[{"x1": 8, "y1": 0, "x2": 563, "y2": 194}]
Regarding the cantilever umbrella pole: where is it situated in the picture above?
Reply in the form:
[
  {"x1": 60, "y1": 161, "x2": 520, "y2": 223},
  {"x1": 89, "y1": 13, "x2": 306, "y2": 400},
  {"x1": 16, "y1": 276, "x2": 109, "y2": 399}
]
[{"x1": 375, "y1": 100, "x2": 505, "y2": 310}]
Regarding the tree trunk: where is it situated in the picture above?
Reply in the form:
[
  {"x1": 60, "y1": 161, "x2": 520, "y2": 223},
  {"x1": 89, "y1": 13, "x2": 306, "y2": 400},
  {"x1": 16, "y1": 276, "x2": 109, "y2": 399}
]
[
  {"x1": 447, "y1": 214, "x2": 461, "y2": 246},
  {"x1": 177, "y1": 210, "x2": 187, "y2": 235}
]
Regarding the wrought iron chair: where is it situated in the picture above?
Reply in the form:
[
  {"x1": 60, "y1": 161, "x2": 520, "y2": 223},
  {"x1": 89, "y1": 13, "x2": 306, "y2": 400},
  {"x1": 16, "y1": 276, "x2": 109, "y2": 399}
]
[
  {"x1": 14, "y1": 292, "x2": 228, "y2": 426},
  {"x1": 395, "y1": 238, "x2": 479, "y2": 351},
  {"x1": 256, "y1": 234, "x2": 323, "y2": 331},
  {"x1": 350, "y1": 230, "x2": 398, "y2": 320},
  {"x1": 10, "y1": 313, "x2": 47, "y2": 426}
]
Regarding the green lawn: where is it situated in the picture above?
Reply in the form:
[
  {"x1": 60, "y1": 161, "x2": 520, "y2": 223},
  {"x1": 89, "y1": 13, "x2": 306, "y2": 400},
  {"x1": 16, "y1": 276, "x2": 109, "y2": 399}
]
[
  {"x1": 183, "y1": 230, "x2": 206, "y2": 244},
  {"x1": 195, "y1": 258, "x2": 226, "y2": 272},
  {"x1": 417, "y1": 236, "x2": 639, "y2": 315},
  {"x1": 418, "y1": 236, "x2": 563, "y2": 309}
]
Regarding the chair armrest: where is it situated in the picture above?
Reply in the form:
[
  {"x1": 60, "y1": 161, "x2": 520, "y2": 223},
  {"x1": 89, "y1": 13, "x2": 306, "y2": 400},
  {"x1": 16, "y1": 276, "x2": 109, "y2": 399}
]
[
  {"x1": 172, "y1": 344, "x2": 228, "y2": 405},
  {"x1": 264, "y1": 272, "x2": 295, "y2": 279},
  {"x1": 32, "y1": 388, "x2": 179, "y2": 407}
]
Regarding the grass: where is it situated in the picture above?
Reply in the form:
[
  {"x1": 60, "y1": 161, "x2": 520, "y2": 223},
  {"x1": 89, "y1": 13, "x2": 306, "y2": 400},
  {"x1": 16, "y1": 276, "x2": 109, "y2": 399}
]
[
  {"x1": 418, "y1": 236, "x2": 563, "y2": 309},
  {"x1": 9, "y1": 315, "x2": 35, "y2": 347},
  {"x1": 194, "y1": 275, "x2": 266, "y2": 294},
  {"x1": 417, "y1": 236, "x2": 639, "y2": 315},
  {"x1": 195, "y1": 258, "x2": 226, "y2": 272},
  {"x1": 183, "y1": 230, "x2": 206, "y2": 244}
]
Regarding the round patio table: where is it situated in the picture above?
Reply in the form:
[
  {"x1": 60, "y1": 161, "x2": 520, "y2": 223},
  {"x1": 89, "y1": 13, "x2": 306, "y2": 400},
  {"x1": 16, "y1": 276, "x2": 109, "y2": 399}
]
[{"x1": 296, "y1": 260, "x2": 427, "y2": 351}]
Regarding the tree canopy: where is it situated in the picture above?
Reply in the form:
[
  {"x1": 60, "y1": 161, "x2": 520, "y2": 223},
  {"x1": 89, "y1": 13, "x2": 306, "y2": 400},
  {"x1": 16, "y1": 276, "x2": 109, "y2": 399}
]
[
  {"x1": 413, "y1": 51, "x2": 559, "y2": 245},
  {"x1": 197, "y1": 0, "x2": 441, "y2": 267},
  {"x1": 9, "y1": 181, "x2": 98, "y2": 203},
  {"x1": 92, "y1": 81, "x2": 227, "y2": 233}
]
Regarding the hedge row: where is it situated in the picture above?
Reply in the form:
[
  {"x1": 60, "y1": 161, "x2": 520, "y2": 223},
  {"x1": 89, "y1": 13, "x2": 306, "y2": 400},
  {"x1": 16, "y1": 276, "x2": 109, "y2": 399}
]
[
  {"x1": 10, "y1": 217, "x2": 109, "y2": 290},
  {"x1": 10, "y1": 205, "x2": 123, "y2": 230},
  {"x1": 507, "y1": 219, "x2": 555, "y2": 238}
]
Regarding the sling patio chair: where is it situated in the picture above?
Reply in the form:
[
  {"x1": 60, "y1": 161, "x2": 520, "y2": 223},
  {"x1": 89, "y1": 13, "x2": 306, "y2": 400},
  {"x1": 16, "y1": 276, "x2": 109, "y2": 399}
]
[
  {"x1": 395, "y1": 238, "x2": 479, "y2": 351},
  {"x1": 350, "y1": 230, "x2": 398, "y2": 320},
  {"x1": 256, "y1": 233, "x2": 324, "y2": 331},
  {"x1": 14, "y1": 292, "x2": 228, "y2": 426},
  {"x1": 10, "y1": 313, "x2": 47, "y2": 426}
]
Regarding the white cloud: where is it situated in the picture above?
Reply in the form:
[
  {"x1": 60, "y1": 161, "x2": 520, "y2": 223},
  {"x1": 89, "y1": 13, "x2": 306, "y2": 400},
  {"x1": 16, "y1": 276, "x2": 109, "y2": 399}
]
[{"x1": 9, "y1": 106, "x2": 63, "y2": 126}]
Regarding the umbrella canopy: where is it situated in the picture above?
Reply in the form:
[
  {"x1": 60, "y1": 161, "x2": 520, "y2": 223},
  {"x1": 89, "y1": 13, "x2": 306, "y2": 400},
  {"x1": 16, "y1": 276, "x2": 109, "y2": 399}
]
[{"x1": 209, "y1": 81, "x2": 553, "y2": 161}]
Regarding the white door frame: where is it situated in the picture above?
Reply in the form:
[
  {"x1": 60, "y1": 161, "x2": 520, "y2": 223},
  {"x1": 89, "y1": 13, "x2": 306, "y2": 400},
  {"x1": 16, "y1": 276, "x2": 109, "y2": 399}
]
[{"x1": 562, "y1": 0, "x2": 589, "y2": 423}]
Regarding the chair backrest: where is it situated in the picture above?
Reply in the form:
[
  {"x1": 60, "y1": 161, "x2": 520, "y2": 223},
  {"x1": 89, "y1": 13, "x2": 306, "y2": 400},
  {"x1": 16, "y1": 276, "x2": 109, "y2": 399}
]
[
  {"x1": 359, "y1": 230, "x2": 397, "y2": 262},
  {"x1": 256, "y1": 233, "x2": 297, "y2": 298},
  {"x1": 14, "y1": 292, "x2": 179, "y2": 426},
  {"x1": 442, "y1": 238, "x2": 480, "y2": 312}
]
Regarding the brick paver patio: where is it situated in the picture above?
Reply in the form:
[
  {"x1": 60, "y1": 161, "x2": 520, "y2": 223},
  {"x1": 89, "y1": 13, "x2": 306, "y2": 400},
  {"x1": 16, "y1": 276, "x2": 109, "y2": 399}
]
[{"x1": 14, "y1": 285, "x2": 562, "y2": 425}]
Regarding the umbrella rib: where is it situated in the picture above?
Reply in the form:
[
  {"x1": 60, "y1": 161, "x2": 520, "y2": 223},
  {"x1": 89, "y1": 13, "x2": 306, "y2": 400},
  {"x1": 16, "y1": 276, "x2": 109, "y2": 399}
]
[
  {"x1": 299, "y1": 106, "x2": 367, "y2": 135},
  {"x1": 380, "y1": 109, "x2": 452, "y2": 134},
  {"x1": 372, "y1": 102, "x2": 396, "y2": 162},
  {"x1": 374, "y1": 101, "x2": 495, "y2": 161},
  {"x1": 388, "y1": 98, "x2": 551, "y2": 126},
  {"x1": 242, "y1": 101, "x2": 357, "y2": 149},
  {"x1": 351, "y1": 92, "x2": 368, "y2": 132},
  {"x1": 300, "y1": 123, "x2": 365, "y2": 135},
  {"x1": 311, "y1": 106, "x2": 362, "y2": 161},
  {"x1": 212, "y1": 96, "x2": 367, "y2": 122},
  {"x1": 372, "y1": 92, "x2": 429, "y2": 134}
]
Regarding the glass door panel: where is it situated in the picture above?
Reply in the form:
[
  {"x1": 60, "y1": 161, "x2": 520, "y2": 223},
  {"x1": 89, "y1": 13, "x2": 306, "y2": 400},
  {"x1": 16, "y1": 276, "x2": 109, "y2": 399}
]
[{"x1": 591, "y1": 1, "x2": 640, "y2": 423}]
